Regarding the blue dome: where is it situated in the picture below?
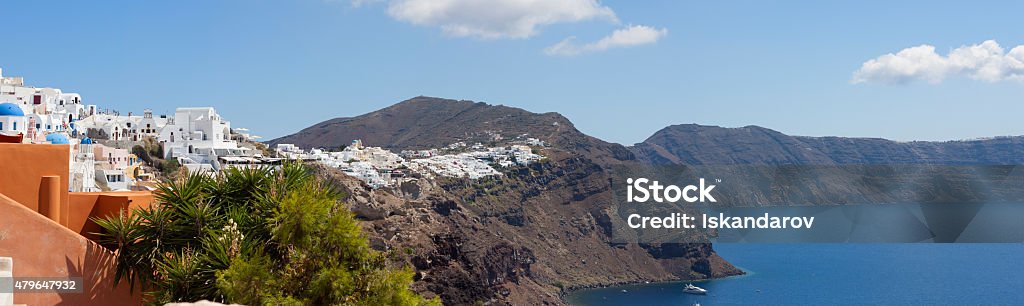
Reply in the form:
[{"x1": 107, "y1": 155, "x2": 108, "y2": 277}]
[
  {"x1": 46, "y1": 133, "x2": 70, "y2": 145},
  {"x1": 81, "y1": 137, "x2": 93, "y2": 144},
  {"x1": 0, "y1": 103, "x2": 24, "y2": 116}
]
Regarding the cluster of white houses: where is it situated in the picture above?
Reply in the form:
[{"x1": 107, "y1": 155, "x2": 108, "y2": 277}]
[
  {"x1": 2, "y1": 67, "x2": 547, "y2": 192},
  {"x1": 0, "y1": 68, "x2": 261, "y2": 191},
  {"x1": 276, "y1": 140, "x2": 545, "y2": 188}
]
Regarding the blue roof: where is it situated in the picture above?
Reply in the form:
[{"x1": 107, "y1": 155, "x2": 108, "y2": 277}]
[
  {"x1": 0, "y1": 103, "x2": 24, "y2": 116},
  {"x1": 81, "y1": 137, "x2": 93, "y2": 144},
  {"x1": 46, "y1": 133, "x2": 70, "y2": 145}
]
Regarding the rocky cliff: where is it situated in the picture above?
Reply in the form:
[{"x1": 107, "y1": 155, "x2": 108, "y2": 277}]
[
  {"x1": 275, "y1": 97, "x2": 741, "y2": 305},
  {"x1": 633, "y1": 124, "x2": 1024, "y2": 165},
  {"x1": 273, "y1": 99, "x2": 1024, "y2": 304},
  {"x1": 314, "y1": 153, "x2": 738, "y2": 305}
]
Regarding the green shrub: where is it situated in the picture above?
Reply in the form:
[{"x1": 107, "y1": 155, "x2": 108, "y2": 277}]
[{"x1": 95, "y1": 163, "x2": 439, "y2": 305}]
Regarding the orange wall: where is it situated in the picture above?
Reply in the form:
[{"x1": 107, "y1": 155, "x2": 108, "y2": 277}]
[
  {"x1": 0, "y1": 143, "x2": 70, "y2": 222},
  {"x1": 68, "y1": 191, "x2": 154, "y2": 241},
  {"x1": 0, "y1": 193, "x2": 143, "y2": 306},
  {"x1": 0, "y1": 143, "x2": 154, "y2": 240}
]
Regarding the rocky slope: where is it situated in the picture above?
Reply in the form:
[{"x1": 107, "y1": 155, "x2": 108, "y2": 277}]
[
  {"x1": 315, "y1": 157, "x2": 737, "y2": 305},
  {"x1": 633, "y1": 124, "x2": 1024, "y2": 165},
  {"x1": 628, "y1": 124, "x2": 1024, "y2": 208},
  {"x1": 274, "y1": 98, "x2": 1024, "y2": 304},
  {"x1": 274, "y1": 97, "x2": 741, "y2": 305}
]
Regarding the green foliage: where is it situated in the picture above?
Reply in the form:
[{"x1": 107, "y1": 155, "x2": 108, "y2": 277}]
[
  {"x1": 95, "y1": 162, "x2": 439, "y2": 306},
  {"x1": 132, "y1": 145, "x2": 152, "y2": 165},
  {"x1": 158, "y1": 159, "x2": 181, "y2": 181}
]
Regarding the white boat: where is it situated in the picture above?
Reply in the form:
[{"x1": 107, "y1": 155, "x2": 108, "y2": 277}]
[{"x1": 683, "y1": 283, "x2": 707, "y2": 295}]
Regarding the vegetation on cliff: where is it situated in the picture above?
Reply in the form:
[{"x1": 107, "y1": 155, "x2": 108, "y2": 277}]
[{"x1": 94, "y1": 163, "x2": 439, "y2": 305}]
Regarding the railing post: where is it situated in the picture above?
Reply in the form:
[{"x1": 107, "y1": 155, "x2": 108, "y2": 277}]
[{"x1": 0, "y1": 257, "x2": 12, "y2": 305}]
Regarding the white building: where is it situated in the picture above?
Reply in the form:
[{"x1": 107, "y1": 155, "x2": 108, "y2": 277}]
[
  {"x1": 0, "y1": 102, "x2": 27, "y2": 135},
  {"x1": 0, "y1": 69, "x2": 87, "y2": 136},
  {"x1": 158, "y1": 107, "x2": 252, "y2": 173},
  {"x1": 73, "y1": 108, "x2": 169, "y2": 142},
  {"x1": 98, "y1": 169, "x2": 128, "y2": 191},
  {"x1": 71, "y1": 138, "x2": 99, "y2": 192}
]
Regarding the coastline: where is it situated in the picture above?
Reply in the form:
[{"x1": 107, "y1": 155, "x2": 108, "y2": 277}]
[
  {"x1": 558, "y1": 267, "x2": 750, "y2": 303},
  {"x1": 562, "y1": 244, "x2": 1024, "y2": 305}
]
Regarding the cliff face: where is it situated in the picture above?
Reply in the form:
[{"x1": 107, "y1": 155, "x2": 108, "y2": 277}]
[
  {"x1": 315, "y1": 152, "x2": 739, "y2": 305},
  {"x1": 279, "y1": 97, "x2": 741, "y2": 305},
  {"x1": 278, "y1": 99, "x2": 1024, "y2": 304},
  {"x1": 633, "y1": 124, "x2": 1024, "y2": 165}
]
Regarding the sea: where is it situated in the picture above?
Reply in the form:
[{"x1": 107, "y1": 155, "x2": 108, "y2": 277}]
[{"x1": 565, "y1": 244, "x2": 1024, "y2": 305}]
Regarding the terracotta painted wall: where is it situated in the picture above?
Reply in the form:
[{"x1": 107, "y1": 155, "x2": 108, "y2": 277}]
[
  {"x1": 68, "y1": 191, "x2": 154, "y2": 241},
  {"x1": 0, "y1": 193, "x2": 143, "y2": 306},
  {"x1": 0, "y1": 143, "x2": 70, "y2": 222},
  {"x1": 0, "y1": 144, "x2": 154, "y2": 240}
]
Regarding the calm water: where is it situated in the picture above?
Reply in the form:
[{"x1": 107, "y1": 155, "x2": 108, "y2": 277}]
[{"x1": 566, "y1": 244, "x2": 1024, "y2": 305}]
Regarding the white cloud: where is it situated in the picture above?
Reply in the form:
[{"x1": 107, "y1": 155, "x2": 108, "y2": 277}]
[
  {"x1": 349, "y1": 0, "x2": 385, "y2": 8},
  {"x1": 544, "y1": 25, "x2": 668, "y2": 56},
  {"x1": 385, "y1": 0, "x2": 618, "y2": 39},
  {"x1": 852, "y1": 40, "x2": 1024, "y2": 84}
]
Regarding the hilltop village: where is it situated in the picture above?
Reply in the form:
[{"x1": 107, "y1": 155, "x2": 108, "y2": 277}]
[
  {"x1": 276, "y1": 137, "x2": 546, "y2": 188},
  {"x1": 0, "y1": 68, "x2": 546, "y2": 191},
  {"x1": 0, "y1": 68, "x2": 267, "y2": 191}
]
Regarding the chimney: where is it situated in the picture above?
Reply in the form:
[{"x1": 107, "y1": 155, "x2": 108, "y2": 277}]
[{"x1": 41, "y1": 176, "x2": 62, "y2": 225}]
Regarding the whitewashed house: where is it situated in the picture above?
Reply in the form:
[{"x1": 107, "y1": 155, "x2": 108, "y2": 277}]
[
  {"x1": 0, "y1": 68, "x2": 87, "y2": 136},
  {"x1": 158, "y1": 107, "x2": 252, "y2": 173},
  {"x1": 0, "y1": 102, "x2": 27, "y2": 135}
]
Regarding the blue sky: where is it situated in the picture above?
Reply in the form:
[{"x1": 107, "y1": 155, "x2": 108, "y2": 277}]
[{"x1": 2, "y1": 0, "x2": 1023, "y2": 145}]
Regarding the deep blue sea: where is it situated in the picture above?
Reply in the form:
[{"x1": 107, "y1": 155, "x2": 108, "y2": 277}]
[{"x1": 566, "y1": 244, "x2": 1024, "y2": 305}]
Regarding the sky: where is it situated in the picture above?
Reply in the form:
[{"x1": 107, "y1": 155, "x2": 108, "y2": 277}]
[{"x1": 1, "y1": 0, "x2": 1023, "y2": 145}]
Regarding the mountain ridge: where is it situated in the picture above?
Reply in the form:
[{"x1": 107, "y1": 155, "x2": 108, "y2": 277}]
[
  {"x1": 633, "y1": 123, "x2": 1024, "y2": 165},
  {"x1": 271, "y1": 98, "x2": 1024, "y2": 167}
]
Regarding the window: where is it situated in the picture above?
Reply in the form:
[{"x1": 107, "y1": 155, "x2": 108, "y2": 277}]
[
  {"x1": 0, "y1": 122, "x2": 3, "y2": 130},
  {"x1": 36, "y1": 123, "x2": 41, "y2": 129},
  {"x1": 33, "y1": 95, "x2": 41, "y2": 105},
  {"x1": 12, "y1": 122, "x2": 16, "y2": 131}
]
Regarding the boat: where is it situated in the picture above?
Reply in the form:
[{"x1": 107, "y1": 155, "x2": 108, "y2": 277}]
[
  {"x1": 683, "y1": 283, "x2": 707, "y2": 295},
  {"x1": 0, "y1": 132, "x2": 23, "y2": 143}
]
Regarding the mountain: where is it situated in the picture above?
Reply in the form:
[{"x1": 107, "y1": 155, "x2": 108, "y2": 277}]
[
  {"x1": 633, "y1": 124, "x2": 1024, "y2": 165},
  {"x1": 273, "y1": 98, "x2": 1024, "y2": 304},
  {"x1": 272, "y1": 97, "x2": 738, "y2": 305},
  {"x1": 270, "y1": 96, "x2": 633, "y2": 163}
]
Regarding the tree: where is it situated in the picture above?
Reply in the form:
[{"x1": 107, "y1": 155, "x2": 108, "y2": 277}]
[
  {"x1": 132, "y1": 145, "x2": 152, "y2": 165},
  {"x1": 94, "y1": 163, "x2": 439, "y2": 305}
]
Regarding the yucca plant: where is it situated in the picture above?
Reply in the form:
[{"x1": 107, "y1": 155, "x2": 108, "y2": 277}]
[{"x1": 95, "y1": 162, "x2": 439, "y2": 306}]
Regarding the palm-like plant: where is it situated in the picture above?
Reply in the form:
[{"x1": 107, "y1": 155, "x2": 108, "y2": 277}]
[{"x1": 94, "y1": 162, "x2": 439, "y2": 305}]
